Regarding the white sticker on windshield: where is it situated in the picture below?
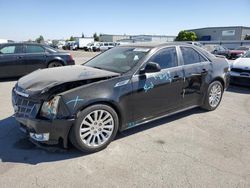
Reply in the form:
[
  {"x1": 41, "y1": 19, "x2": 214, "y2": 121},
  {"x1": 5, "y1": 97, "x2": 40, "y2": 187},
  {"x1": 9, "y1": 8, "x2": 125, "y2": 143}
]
[{"x1": 133, "y1": 48, "x2": 150, "y2": 52}]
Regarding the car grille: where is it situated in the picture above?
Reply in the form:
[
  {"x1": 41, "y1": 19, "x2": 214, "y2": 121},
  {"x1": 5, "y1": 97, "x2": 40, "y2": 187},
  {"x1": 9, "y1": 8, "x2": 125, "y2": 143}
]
[
  {"x1": 231, "y1": 68, "x2": 250, "y2": 73},
  {"x1": 12, "y1": 91, "x2": 40, "y2": 118}
]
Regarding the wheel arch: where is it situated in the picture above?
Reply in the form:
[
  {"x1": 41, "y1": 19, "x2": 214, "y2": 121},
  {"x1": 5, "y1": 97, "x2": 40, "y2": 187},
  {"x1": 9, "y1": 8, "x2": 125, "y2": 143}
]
[
  {"x1": 76, "y1": 100, "x2": 123, "y2": 131},
  {"x1": 211, "y1": 76, "x2": 225, "y2": 90},
  {"x1": 47, "y1": 58, "x2": 66, "y2": 67}
]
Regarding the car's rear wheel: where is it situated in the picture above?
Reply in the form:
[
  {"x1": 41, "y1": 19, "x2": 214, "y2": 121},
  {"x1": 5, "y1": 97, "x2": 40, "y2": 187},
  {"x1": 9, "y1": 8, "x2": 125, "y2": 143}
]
[
  {"x1": 48, "y1": 61, "x2": 63, "y2": 68},
  {"x1": 69, "y1": 104, "x2": 119, "y2": 153},
  {"x1": 201, "y1": 81, "x2": 223, "y2": 111}
]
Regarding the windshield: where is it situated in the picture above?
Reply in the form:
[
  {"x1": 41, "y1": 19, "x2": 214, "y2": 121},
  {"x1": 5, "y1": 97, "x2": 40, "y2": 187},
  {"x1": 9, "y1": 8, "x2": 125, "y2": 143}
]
[
  {"x1": 84, "y1": 47, "x2": 150, "y2": 73},
  {"x1": 243, "y1": 51, "x2": 250, "y2": 58}
]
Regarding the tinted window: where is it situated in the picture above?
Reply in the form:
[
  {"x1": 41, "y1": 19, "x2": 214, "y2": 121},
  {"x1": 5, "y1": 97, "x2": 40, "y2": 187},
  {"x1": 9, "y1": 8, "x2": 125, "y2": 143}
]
[
  {"x1": 0, "y1": 45, "x2": 16, "y2": 54},
  {"x1": 149, "y1": 47, "x2": 177, "y2": 69},
  {"x1": 180, "y1": 47, "x2": 207, "y2": 65},
  {"x1": 104, "y1": 43, "x2": 108, "y2": 46},
  {"x1": 26, "y1": 45, "x2": 45, "y2": 53}
]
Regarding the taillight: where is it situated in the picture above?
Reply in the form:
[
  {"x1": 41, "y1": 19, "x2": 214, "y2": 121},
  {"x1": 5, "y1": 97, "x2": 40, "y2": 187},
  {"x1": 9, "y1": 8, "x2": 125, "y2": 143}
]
[{"x1": 69, "y1": 54, "x2": 73, "y2": 61}]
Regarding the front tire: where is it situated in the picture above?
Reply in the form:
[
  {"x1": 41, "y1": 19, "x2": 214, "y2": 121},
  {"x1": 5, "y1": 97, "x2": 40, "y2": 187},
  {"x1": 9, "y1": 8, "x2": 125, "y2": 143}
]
[
  {"x1": 69, "y1": 104, "x2": 119, "y2": 153},
  {"x1": 201, "y1": 81, "x2": 223, "y2": 111}
]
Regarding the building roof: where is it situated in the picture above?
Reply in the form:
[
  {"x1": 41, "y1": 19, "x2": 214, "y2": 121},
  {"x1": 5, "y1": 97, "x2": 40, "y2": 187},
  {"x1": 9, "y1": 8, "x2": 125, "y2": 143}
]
[
  {"x1": 188, "y1": 26, "x2": 250, "y2": 31},
  {"x1": 100, "y1": 34, "x2": 176, "y2": 38}
]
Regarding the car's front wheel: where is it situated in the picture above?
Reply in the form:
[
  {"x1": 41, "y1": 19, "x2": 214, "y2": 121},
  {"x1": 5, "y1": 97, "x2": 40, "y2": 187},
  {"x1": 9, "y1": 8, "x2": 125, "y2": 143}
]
[
  {"x1": 69, "y1": 104, "x2": 119, "y2": 153},
  {"x1": 201, "y1": 81, "x2": 223, "y2": 111}
]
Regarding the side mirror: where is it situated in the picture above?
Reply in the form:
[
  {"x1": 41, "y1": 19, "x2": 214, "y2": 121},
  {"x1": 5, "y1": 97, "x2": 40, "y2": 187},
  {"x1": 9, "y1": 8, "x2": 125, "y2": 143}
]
[{"x1": 140, "y1": 62, "x2": 161, "y2": 74}]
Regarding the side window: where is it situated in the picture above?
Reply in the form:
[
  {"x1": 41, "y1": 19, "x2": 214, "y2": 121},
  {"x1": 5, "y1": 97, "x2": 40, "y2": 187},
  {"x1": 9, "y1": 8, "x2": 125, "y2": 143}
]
[
  {"x1": 26, "y1": 45, "x2": 45, "y2": 53},
  {"x1": 0, "y1": 45, "x2": 16, "y2": 54},
  {"x1": 180, "y1": 47, "x2": 207, "y2": 65},
  {"x1": 149, "y1": 47, "x2": 178, "y2": 69}
]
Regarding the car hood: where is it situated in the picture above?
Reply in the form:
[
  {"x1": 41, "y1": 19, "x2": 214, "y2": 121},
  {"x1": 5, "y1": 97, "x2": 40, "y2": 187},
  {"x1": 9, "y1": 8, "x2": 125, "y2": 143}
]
[
  {"x1": 17, "y1": 65, "x2": 120, "y2": 94},
  {"x1": 232, "y1": 58, "x2": 250, "y2": 69}
]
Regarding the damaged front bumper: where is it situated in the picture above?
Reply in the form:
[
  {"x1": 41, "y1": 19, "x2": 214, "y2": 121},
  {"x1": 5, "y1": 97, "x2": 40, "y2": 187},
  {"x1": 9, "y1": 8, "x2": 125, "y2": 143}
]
[{"x1": 15, "y1": 117, "x2": 75, "y2": 148}]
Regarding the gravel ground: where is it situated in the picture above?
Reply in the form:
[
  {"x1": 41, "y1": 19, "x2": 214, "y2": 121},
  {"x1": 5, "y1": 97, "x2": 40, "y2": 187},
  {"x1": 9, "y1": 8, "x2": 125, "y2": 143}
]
[{"x1": 0, "y1": 51, "x2": 250, "y2": 188}]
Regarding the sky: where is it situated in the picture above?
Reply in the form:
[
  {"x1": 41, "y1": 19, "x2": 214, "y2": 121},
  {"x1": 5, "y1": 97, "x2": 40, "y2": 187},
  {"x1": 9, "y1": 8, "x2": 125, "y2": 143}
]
[{"x1": 0, "y1": 0, "x2": 249, "y2": 41}]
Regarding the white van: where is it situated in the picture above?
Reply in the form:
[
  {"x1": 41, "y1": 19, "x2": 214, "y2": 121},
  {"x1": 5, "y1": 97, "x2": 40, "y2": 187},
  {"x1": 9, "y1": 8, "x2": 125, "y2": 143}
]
[{"x1": 99, "y1": 42, "x2": 115, "y2": 51}]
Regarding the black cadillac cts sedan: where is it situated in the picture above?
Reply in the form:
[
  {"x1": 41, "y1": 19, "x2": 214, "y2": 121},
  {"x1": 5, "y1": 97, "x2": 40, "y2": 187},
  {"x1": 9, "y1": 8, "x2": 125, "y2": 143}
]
[{"x1": 12, "y1": 43, "x2": 230, "y2": 152}]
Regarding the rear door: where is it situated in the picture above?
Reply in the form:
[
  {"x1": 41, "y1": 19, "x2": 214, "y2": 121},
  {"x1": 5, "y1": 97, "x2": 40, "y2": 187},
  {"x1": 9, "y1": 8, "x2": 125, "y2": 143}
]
[
  {"x1": 0, "y1": 44, "x2": 25, "y2": 78},
  {"x1": 131, "y1": 47, "x2": 184, "y2": 121},
  {"x1": 23, "y1": 44, "x2": 47, "y2": 73},
  {"x1": 179, "y1": 46, "x2": 212, "y2": 106}
]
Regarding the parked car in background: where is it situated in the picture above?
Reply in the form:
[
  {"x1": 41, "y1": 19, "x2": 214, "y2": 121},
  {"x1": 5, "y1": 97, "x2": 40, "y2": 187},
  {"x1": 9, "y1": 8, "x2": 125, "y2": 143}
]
[
  {"x1": 99, "y1": 42, "x2": 115, "y2": 51},
  {"x1": 230, "y1": 50, "x2": 250, "y2": 86},
  {"x1": 203, "y1": 45, "x2": 230, "y2": 58},
  {"x1": 187, "y1": 41, "x2": 203, "y2": 47},
  {"x1": 229, "y1": 46, "x2": 250, "y2": 59},
  {"x1": 64, "y1": 41, "x2": 78, "y2": 50},
  {"x1": 0, "y1": 39, "x2": 8, "y2": 44},
  {"x1": 92, "y1": 42, "x2": 101, "y2": 52},
  {"x1": 12, "y1": 43, "x2": 230, "y2": 152},
  {"x1": 0, "y1": 43, "x2": 75, "y2": 78},
  {"x1": 49, "y1": 44, "x2": 59, "y2": 49}
]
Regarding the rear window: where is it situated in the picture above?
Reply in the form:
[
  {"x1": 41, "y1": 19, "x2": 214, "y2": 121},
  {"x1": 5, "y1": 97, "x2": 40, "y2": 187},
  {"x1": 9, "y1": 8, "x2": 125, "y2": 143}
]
[
  {"x1": 181, "y1": 47, "x2": 207, "y2": 65},
  {"x1": 0, "y1": 45, "x2": 16, "y2": 54},
  {"x1": 0, "y1": 45, "x2": 22, "y2": 54}
]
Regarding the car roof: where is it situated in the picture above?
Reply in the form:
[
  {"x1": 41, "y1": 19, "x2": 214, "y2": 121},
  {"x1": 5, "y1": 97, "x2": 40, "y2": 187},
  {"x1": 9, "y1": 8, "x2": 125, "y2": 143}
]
[{"x1": 121, "y1": 42, "x2": 196, "y2": 48}]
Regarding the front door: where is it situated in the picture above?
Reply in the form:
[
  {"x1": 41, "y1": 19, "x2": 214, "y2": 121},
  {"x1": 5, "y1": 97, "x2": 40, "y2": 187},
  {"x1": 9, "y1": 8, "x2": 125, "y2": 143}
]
[{"x1": 130, "y1": 47, "x2": 184, "y2": 122}]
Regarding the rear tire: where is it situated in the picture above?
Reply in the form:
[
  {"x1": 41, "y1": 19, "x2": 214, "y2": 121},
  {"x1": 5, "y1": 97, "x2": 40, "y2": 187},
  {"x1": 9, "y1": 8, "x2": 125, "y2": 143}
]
[
  {"x1": 201, "y1": 81, "x2": 223, "y2": 111},
  {"x1": 48, "y1": 61, "x2": 63, "y2": 68},
  {"x1": 69, "y1": 104, "x2": 119, "y2": 153}
]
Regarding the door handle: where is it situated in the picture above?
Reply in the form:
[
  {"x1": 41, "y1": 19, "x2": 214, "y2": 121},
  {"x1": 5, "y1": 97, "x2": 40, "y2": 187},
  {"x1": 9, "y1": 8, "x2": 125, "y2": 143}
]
[
  {"x1": 201, "y1": 69, "x2": 208, "y2": 74},
  {"x1": 191, "y1": 69, "x2": 208, "y2": 76},
  {"x1": 190, "y1": 73, "x2": 201, "y2": 76},
  {"x1": 17, "y1": 56, "x2": 23, "y2": 59},
  {"x1": 172, "y1": 75, "x2": 182, "y2": 81}
]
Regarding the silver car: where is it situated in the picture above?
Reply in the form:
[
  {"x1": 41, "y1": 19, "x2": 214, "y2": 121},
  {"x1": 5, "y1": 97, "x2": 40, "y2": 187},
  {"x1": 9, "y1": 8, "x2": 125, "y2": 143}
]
[{"x1": 230, "y1": 51, "x2": 250, "y2": 86}]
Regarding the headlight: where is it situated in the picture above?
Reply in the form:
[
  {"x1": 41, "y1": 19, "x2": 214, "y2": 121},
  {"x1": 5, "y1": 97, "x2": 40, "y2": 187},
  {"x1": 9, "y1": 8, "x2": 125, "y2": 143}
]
[{"x1": 40, "y1": 96, "x2": 60, "y2": 119}]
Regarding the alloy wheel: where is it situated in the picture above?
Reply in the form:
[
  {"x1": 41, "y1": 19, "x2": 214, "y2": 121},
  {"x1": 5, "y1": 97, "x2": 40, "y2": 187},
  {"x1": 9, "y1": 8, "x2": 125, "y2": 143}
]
[
  {"x1": 209, "y1": 83, "x2": 222, "y2": 108},
  {"x1": 79, "y1": 110, "x2": 114, "y2": 147}
]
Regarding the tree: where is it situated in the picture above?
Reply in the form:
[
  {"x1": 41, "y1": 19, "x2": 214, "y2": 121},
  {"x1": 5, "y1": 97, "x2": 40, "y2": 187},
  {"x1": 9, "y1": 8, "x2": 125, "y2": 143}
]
[
  {"x1": 35, "y1": 35, "x2": 44, "y2": 43},
  {"x1": 68, "y1": 36, "x2": 75, "y2": 41},
  {"x1": 175, "y1": 30, "x2": 197, "y2": 41},
  {"x1": 93, "y1": 32, "x2": 100, "y2": 41},
  {"x1": 244, "y1": 35, "x2": 250, "y2": 40},
  {"x1": 82, "y1": 32, "x2": 85, "y2": 38}
]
